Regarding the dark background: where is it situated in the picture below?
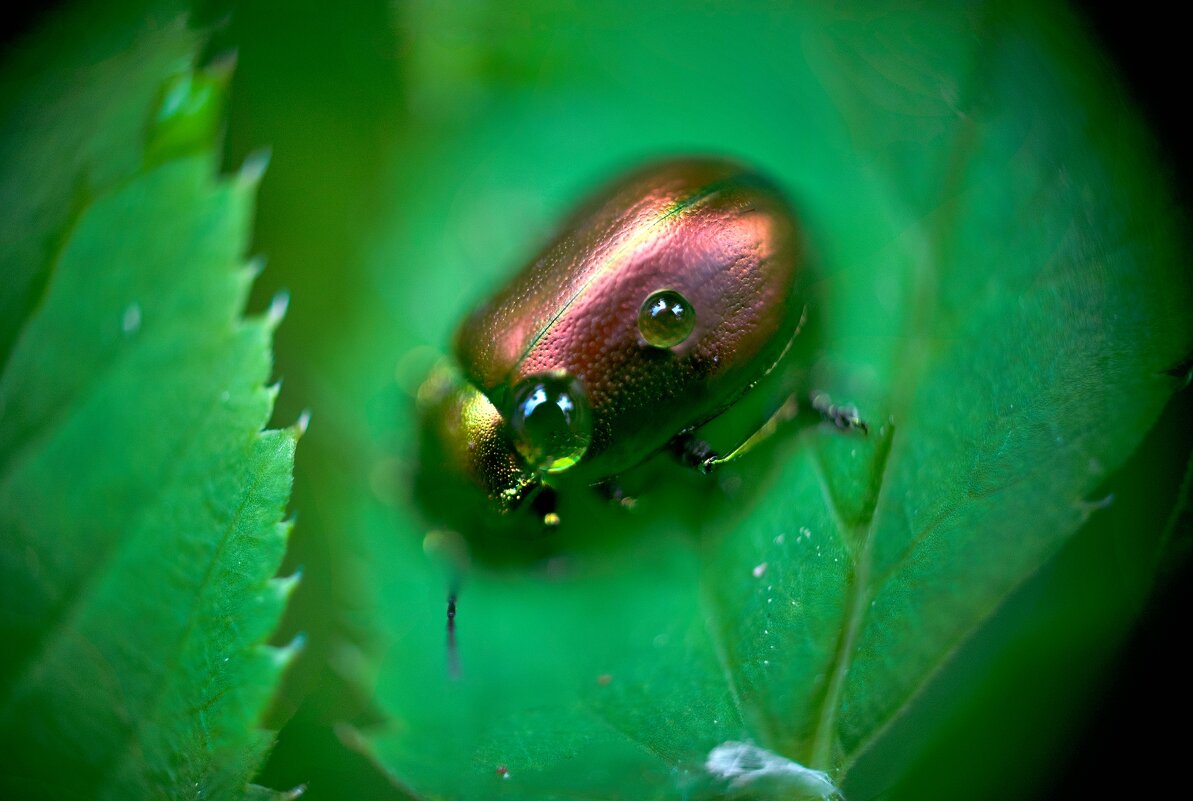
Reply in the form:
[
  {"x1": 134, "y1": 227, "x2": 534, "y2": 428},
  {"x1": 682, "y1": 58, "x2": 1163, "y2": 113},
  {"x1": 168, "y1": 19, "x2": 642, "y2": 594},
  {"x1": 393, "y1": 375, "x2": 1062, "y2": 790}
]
[{"x1": 1050, "y1": 4, "x2": 1191, "y2": 797}]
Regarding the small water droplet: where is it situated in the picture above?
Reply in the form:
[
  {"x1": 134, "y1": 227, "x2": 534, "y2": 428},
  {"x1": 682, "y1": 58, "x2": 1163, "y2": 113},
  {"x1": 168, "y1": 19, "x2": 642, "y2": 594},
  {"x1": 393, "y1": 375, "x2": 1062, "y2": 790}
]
[
  {"x1": 510, "y1": 372, "x2": 591, "y2": 472},
  {"x1": 638, "y1": 289, "x2": 695, "y2": 348},
  {"x1": 752, "y1": 562, "x2": 767, "y2": 578}
]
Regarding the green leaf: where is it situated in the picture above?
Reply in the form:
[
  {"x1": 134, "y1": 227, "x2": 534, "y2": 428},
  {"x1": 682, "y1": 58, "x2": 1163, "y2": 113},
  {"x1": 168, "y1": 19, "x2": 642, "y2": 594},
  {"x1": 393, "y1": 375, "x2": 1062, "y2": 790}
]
[
  {"x1": 0, "y1": 0, "x2": 199, "y2": 368},
  {"x1": 0, "y1": 149, "x2": 298, "y2": 798},
  {"x1": 215, "y1": 0, "x2": 1191, "y2": 798}
]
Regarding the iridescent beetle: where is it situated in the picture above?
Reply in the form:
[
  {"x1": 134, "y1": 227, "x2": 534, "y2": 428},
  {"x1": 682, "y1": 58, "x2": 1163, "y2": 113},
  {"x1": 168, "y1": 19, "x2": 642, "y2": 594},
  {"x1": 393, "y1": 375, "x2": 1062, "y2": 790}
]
[
  {"x1": 416, "y1": 158, "x2": 867, "y2": 667},
  {"x1": 417, "y1": 158, "x2": 864, "y2": 531}
]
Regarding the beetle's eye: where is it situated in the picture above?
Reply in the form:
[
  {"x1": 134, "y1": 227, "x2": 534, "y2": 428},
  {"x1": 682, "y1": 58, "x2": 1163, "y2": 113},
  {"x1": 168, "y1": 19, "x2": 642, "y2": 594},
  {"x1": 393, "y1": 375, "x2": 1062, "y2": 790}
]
[
  {"x1": 510, "y1": 372, "x2": 592, "y2": 473},
  {"x1": 638, "y1": 289, "x2": 695, "y2": 348}
]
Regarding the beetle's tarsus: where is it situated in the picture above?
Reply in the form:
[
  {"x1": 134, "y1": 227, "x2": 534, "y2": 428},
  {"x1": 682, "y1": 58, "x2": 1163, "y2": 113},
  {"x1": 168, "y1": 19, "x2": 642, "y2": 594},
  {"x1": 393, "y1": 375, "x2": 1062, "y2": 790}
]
[
  {"x1": 811, "y1": 391, "x2": 869, "y2": 435},
  {"x1": 530, "y1": 485, "x2": 561, "y2": 526},
  {"x1": 671, "y1": 435, "x2": 720, "y2": 474},
  {"x1": 594, "y1": 478, "x2": 638, "y2": 509}
]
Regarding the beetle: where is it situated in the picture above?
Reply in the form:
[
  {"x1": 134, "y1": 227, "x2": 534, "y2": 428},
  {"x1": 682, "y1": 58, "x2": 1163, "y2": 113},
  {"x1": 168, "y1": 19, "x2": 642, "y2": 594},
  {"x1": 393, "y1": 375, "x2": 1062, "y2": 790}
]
[
  {"x1": 415, "y1": 158, "x2": 870, "y2": 670},
  {"x1": 416, "y1": 157, "x2": 865, "y2": 534}
]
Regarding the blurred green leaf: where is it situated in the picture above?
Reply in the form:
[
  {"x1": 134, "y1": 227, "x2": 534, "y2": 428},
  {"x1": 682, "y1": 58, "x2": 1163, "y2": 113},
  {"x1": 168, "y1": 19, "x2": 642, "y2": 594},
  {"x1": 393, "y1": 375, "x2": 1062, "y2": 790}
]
[
  {"x1": 0, "y1": 47, "x2": 299, "y2": 801},
  {"x1": 0, "y1": 0, "x2": 198, "y2": 367}
]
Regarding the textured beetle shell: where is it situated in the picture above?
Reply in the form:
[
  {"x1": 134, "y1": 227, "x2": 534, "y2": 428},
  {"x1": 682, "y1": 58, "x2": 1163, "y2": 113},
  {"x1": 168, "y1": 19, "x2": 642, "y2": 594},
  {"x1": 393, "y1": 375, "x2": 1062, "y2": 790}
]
[{"x1": 454, "y1": 158, "x2": 804, "y2": 478}]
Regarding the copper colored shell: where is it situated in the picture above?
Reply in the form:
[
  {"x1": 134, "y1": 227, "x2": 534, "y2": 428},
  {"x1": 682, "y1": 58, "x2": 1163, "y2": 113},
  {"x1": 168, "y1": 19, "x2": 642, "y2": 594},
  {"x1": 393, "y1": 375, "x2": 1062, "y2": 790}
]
[{"x1": 454, "y1": 158, "x2": 804, "y2": 478}]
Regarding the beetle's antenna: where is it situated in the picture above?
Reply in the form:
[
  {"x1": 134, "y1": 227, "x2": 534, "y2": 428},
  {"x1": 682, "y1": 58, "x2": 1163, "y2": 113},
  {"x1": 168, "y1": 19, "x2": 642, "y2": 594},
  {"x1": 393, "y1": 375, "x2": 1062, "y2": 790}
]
[
  {"x1": 423, "y1": 530, "x2": 469, "y2": 680},
  {"x1": 446, "y1": 581, "x2": 461, "y2": 679}
]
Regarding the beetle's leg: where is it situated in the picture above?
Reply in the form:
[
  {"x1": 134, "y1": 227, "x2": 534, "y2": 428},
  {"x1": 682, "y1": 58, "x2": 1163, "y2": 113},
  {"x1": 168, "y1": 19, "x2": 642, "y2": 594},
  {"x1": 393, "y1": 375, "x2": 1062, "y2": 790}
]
[
  {"x1": 692, "y1": 393, "x2": 803, "y2": 472},
  {"x1": 674, "y1": 390, "x2": 869, "y2": 475},
  {"x1": 672, "y1": 393, "x2": 817, "y2": 472},
  {"x1": 593, "y1": 477, "x2": 637, "y2": 509},
  {"x1": 670, "y1": 432, "x2": 720, "y2": 474},
  {"x1": 810, "y1": 391, "x2": 869, "y2": 435},
  {"x1": 530, "y1": 485, "x2": 561, "y2": 527}
]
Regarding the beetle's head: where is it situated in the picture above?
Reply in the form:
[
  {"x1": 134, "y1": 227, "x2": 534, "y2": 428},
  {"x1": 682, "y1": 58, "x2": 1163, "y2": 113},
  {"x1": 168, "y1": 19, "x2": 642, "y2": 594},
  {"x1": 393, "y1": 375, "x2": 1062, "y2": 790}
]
[{"x1": 416, "y1": 362, "x2": 540, "y2": 516}]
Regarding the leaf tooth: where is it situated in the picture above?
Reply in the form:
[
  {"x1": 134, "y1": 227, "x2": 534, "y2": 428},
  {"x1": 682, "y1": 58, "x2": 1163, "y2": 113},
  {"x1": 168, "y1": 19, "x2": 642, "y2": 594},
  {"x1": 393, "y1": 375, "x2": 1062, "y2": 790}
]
[
  {"x1": 289, "y1": 409, "x2": 311, "y2": 439},
  {"x1": 243, "y1": 254, "x2": 268, "y2": 281},
  {"x1": 269, "y1": 633, "x2": 306, "y2": 669},
  {"x1": 238, "y1": 147, "x2": 271, "y2": 187},
  {"x1": 265, "y1": 290, "x2": 290, "y2": 330},
  {"x1": 274, "y1": 517, "x2": 296, "y2": 544},
  {"x1": 272, "y1": 783, "x2": 307, "y2": 800},
  {"x1": 270, "y1": 569, "x2": 302, "y2": 602},
  {"x1": 205, "y1": 48, "x2": 239, "y2": 82}
]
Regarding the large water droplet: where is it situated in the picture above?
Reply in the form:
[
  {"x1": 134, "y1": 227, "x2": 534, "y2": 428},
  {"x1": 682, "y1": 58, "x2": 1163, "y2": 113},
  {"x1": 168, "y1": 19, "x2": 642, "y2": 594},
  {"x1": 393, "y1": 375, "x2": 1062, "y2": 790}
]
[
  {"x1": 638, "y1": 289, "x2": 695, "y2": 348},
  {"x1": 510, "y1": 372, "x2": 591, "y2": 472}
]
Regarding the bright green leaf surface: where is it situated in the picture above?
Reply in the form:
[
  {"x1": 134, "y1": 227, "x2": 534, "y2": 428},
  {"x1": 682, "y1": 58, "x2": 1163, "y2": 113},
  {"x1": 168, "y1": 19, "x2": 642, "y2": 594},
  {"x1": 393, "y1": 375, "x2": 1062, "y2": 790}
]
[{"x1": 0, "y1": 150, "x2": 298, "y2": 798}]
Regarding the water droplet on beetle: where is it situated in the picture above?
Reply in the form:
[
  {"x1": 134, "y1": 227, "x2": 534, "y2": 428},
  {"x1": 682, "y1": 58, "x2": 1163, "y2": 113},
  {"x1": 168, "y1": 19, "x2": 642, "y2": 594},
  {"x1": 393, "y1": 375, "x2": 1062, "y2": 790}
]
[
  {"x1": 510, "y1": 372, "x2": 591, "y2": 472},
  {"x1": 638, "y1": 289, "x2": 695, "y2": 348}
]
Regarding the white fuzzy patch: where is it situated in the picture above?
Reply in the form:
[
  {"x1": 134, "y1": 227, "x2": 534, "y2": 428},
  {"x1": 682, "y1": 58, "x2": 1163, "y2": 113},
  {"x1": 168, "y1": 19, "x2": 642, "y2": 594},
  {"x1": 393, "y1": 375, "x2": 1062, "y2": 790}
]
[{"x1": 705, "y1": 741, "x2": 838, "y2": 799}]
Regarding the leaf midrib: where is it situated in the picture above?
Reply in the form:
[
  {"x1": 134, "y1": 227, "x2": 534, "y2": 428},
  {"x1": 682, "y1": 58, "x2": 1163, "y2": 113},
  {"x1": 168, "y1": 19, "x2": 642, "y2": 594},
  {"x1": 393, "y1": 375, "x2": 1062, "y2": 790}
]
[
  {"x1": 799, "y1": 4, "x2": 1000, "y2": 776},
  {"x1": 807, "y1": 430, "x2": 890, "y2": 772},
  {"x1": 100, "y1": 426, "x2": 272, "y2": 795}
]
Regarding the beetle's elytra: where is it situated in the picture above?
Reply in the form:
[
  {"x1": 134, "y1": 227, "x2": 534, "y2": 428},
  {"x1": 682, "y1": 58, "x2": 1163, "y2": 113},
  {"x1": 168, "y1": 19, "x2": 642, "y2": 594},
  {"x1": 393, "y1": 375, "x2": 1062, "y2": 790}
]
[{"x1": 417, "y1": 158, "x2": 805, "y2": 521}]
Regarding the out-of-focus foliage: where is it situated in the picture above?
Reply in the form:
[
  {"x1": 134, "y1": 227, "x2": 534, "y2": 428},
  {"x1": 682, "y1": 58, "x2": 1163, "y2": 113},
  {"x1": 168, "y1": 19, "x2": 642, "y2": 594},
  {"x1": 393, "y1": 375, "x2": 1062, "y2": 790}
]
[
  {"x1": 0, "y1": 4, "x2": 298, "y2": 799},
  {"x1": 0, "y1": 0, "x2": 195, "y2": 363}
]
